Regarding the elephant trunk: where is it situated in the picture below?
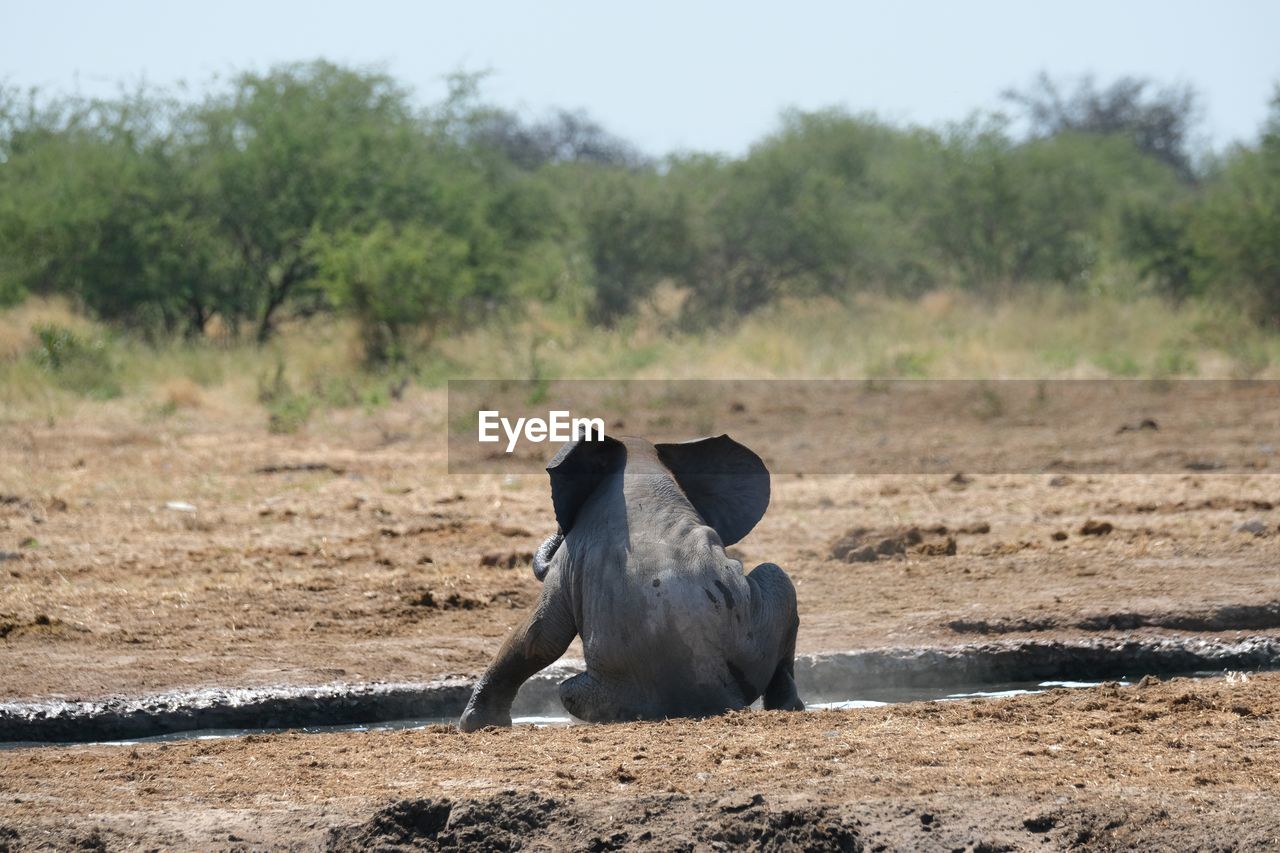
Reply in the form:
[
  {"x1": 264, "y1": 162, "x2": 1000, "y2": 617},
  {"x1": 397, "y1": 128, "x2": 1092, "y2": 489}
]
[{"x1": 532, "y1": 529, "x2": 564, "y2": 582}]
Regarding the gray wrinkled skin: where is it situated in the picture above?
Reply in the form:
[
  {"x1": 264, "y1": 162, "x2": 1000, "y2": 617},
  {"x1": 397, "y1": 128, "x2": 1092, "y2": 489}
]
[{"x1": 460, "y1": 435, "x2": 802, "y2": 731}]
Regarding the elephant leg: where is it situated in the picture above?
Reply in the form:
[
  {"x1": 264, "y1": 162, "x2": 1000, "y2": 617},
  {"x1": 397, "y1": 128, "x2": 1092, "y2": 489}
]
[
  {"x1": 746, "y1": 562, "x2": 804, "y2": 712},
  {"x1": 459, "y1": 574, "x2": 577, "y2": 732},
  {"x1": 763, "y1": 613, "x2": 803, "y2": 711},
  {"x1": 559, "y1": 671, "x2": 629, "y2": 723}
]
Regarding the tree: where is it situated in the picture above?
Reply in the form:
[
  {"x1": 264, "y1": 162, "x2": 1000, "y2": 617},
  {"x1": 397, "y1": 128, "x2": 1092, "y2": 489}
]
[
  {"x1": 0, "y1": 87, "x2": 235, "y2": 335},
  {"x1": 313, "y1": 223, "x2": 475, "y2": 363},
  {"x1": 572, "y1": 168, "x2": 691, "y2": 324},
  {"x1": 921, "y1": 114, "x2": 1186, "y2": 291},
  {"x1": 468, "y1": 107, "x2": 644, "y2": 171},
  {"x1": 188, "y1": 61, "x2": 428, "y2": 341},
  {"x1": 1003, "y1": 72, "x2": 1201, "y2": 180},
  {"x1": 1120, "y1": 201, "x2": 1202, "y2": 301},
  {"x1": 674, "y1": 110, "x2": 925, "y2": 323},
  {"x1": 1192, "y1": 86, "x2": 1280, "y2": 324}
]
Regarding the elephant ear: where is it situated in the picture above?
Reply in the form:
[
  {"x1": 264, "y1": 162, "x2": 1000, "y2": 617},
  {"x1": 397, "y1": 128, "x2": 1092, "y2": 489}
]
[
  {"x1": 656, "y1": 434, "x2": 770, "y2": 546},
  {"x1": 546, "y1": 434, "x2": 627, "y2": 533}
]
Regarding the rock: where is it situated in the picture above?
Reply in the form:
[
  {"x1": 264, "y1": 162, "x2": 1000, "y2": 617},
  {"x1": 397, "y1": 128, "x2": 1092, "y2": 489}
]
[
  {"x1": 1048, "y1": 475, "x2": 1072, "y2": 487},
  {"x1": 832, "y1": 525, "x2": 956, "y2": 562},
  {"x1": 1023, "y1": 813, "x2": 1058, "y2": 833},
  {"x1": 1234, "y1": 519, "x2": 1268, "y2": 536},
  {"x1": 165, "y1": 501, "x2": 197, "y2": 513},
  {"x1": 1117, "y1": 418, "x2": 1159, "y2": 433},
  {"x1": 403, "y1": 590, "x2": 484, "y2": 610},
  {"x1": 1051, "y1": 531, "x2": 1069, "y2": 541},
  {"x1": 875, "y1": 535, "x2": 906, "y2": 555},
  {"x1": 1079, "y1": 519, "x2": 1113, "y2": 536},
  {"x1": 918, "y1": 536, "x2": 957, "y2": 556},
  {"x1": 718, "y1": 793, "x2": 764, "y2": 813}
]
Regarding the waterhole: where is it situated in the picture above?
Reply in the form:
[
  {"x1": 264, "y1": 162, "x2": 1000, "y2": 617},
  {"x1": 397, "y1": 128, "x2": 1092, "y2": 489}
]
[
  {"x1": 8, "y1": 675, "x2": 1158, "y2": 749},
  {"x1": 3, "y1": 636, "x2": 1277, "y2": 748}
]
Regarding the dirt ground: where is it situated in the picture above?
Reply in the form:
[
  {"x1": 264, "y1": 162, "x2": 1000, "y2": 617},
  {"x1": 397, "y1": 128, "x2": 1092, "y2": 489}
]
[
  {"x1": 1, "y1": 387, "x2": 1278, "y2": 848},
  {"x1": 2, "y1": 673, "x2": 1279, "y2": 850}
]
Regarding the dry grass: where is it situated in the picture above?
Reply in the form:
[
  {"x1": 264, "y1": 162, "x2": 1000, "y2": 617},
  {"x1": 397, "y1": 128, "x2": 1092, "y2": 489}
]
[
  {"x1": 1, "y1": 290, "x2": 1277, "y2": 423},
  {"x1": 158, "y1": 377, "x2": 204, "y2": 410},
  {"x1": 0, "y1": 297, "x2": 98, "y2": 360},
  {"x1": 440, "y1": 288, "x2": 1279, "y2": 380}
]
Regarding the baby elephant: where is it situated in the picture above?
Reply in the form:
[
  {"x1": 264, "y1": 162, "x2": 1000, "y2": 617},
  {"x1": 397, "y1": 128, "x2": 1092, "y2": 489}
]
[{"x1": 459, "y1": 433, "x2": 802, "y2": 730}]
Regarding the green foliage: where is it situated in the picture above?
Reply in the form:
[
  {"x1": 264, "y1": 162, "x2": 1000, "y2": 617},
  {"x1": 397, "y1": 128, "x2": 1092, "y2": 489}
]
[
  {"x1": 1153, "y1": 343, "x2": 1198, "y2": 377},
  {"x1": 1094, "y1": 350, "x2": 1143, "y2": 377},
  {"x1": 672, "y1": 112, "x2": 932, "y2": 323},
  {"x1": 314, "y1": 223, "x2": 475, "y2": 364},
  {"x1": 28, "y1": 323, "x2": 121, "y2": 398},
  {"x1": 1191, "y1": 89, "x2": 1280, "y2": 325},
  {"x1": 0, "y1": 65, "x2": 1278, "y2": 348},
  {"x1": 265, "y1": 392, "x2": 315, "y2": 434},
  {"x1": 187, "y1": 61, "x2": 433, "y2": 341},
  {"x1": 924, "y1": 122, "x2": 1183, "y2": 290},
  {"x1": 574, "y1": 168, "x2": 691, "y2": 324},
  {"x1": 256, "y1": 359, "x2": 315, "y2": 433},
  {"x1": 1121, "y1": 201, "x2": 1202, "y2": 301},
  {"x1": 0, "y1": 88, "x2": 230, "y2": 337},
  {"x1": 1003, "y1": 72, "x2": 1201, "y2": 179}
]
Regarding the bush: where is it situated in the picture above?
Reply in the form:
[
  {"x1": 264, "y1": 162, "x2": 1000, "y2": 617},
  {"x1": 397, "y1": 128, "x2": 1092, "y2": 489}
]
[
  {"x1": 28, "y1": 324, "x2": 121, "y2": 399},
  {"x1": 1192, "y1": 92, "x2": 1280, "y2": 325},
  {"x1": 313, "y1": 223, "x2": 476, "y2": 365},
  {"x1": 256, "y1": 359, "x2": 315, "y2": 434},
  {"x1": 1, "y1": 65, "x2": 1279, "y2": 343}
]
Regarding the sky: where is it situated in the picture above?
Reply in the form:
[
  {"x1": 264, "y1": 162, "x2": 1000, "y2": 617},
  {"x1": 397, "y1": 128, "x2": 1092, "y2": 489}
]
[{"x1": 3, "y1": 0, "x2": 1279, "y2": 157}]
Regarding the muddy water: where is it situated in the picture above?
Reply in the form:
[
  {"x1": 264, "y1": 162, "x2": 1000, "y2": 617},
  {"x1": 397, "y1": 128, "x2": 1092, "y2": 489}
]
[
  {"x1": 9, "y1": 671, "x2": 1252, "y2": 750},
  {"x1": 5, "y1": 636, "x2": 1277, "y2": 746}
]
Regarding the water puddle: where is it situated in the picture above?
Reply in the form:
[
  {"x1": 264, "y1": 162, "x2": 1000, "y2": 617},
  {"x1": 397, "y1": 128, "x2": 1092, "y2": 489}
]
[
  {"x1": 806, "y1": 676, "x2": 1138, "y2": 708},
  {"x1": 11, "y1": 634, "x2": 1279, "y2": 749},
  {"x1": 13, "y1": 672, "x2": 1240, "y2": 750}
]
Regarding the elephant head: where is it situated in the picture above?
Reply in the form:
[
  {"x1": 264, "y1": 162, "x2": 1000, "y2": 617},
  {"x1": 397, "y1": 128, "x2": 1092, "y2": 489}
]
[{"x1": 530, "y1": 433, "x2": 770, "y2": 581}]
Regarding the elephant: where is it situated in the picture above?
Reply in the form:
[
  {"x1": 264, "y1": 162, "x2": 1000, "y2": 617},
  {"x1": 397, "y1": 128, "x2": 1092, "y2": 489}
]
[{"x1": 459, "y1": 433, "x2": 803, "y2": 731}]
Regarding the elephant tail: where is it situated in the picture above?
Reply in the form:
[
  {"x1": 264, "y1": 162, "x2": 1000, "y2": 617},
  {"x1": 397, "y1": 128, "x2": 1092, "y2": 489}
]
[{"x1": 532, "y1": 530, "x2": 564, "y2": 582}]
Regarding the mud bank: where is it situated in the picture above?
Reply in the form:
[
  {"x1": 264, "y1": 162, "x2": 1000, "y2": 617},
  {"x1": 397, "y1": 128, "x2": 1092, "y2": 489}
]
[
  {"x1": 4, "y1": 634, "x2": 1278, "y2": 745},
  {"x1": 323, "y1": 790, "x2": 864, "y2": 852},
  {"x1": 0, "y1": 678, "x2": 472, "y2": 745},
  {"x1": 5, "y1": 673, "x2": 1280, "y2": 851},
  {"x1": 791, "y1": 633, "x2": 1280, "y2": 699}
]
